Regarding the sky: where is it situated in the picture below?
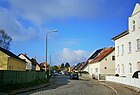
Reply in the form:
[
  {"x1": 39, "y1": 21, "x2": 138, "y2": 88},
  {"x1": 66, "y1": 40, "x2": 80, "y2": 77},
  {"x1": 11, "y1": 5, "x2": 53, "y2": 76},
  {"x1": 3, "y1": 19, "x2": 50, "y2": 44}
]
[{"x1": 0, "y1": 0, "x2": 139, "y2": 66}]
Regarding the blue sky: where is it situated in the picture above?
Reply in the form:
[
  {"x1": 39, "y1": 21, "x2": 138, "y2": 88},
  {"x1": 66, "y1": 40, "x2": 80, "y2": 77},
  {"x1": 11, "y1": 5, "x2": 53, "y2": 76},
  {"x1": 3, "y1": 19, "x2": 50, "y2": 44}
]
[{"x1": 0, "y1": 0, "x2": 139, "y2": 66}]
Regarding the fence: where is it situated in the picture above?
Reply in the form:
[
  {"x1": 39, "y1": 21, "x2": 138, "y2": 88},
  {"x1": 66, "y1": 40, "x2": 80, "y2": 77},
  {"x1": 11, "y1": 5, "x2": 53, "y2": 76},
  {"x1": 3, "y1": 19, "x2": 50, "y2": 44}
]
[
  {"x1": 0, "y1": 70, "x2": 46, "y2": 86},
  {"x1": 106, "y1": 76, "x2": 140, "y2": 89}
]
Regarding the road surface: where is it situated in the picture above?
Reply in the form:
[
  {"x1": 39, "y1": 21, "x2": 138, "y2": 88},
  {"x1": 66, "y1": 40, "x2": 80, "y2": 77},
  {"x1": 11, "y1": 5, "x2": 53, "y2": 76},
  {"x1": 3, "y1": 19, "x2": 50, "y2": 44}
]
[{"x1": 17, "y1": 75, "x2": 139, "y2": 95}]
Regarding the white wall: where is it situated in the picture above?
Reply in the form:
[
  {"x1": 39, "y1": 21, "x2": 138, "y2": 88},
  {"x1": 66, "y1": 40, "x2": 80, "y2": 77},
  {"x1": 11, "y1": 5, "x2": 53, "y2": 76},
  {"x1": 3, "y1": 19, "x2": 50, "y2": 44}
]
[
  {"x1": 89, "y1": 62, "x2": 100, "y2": 78},
  {"x1": 115, "y1": 4, "x2": 140, "y2": 77},
  {"x1": 82, "y1": 64, "x2": 89, "y2": 72},
  {"x1": 106, "y1": 76, "x2": 140, "y2": 89}
]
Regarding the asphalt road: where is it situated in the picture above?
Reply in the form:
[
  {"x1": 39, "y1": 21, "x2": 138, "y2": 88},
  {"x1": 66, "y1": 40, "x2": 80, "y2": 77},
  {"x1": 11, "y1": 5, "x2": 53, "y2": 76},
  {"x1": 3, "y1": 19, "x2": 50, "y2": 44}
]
[{"x1": 18, "y1": 75, "x2": 115, "y2": 95}]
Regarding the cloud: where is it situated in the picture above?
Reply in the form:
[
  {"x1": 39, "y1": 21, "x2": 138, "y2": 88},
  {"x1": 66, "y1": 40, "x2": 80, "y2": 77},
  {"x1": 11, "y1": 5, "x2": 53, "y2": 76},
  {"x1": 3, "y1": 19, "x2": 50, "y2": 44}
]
[
  {"x1": 0, "y1": 8, "x2": 39, "y2": 42},
  {"x1": 57, "y1": 48, "x2": 89, "y2": 65},
  {"x1": 8, "y1": 0, "x2": 126, "y2": 24},
  {"x1": 0, "y1": 0, "x2": 129, "y2": 42}
]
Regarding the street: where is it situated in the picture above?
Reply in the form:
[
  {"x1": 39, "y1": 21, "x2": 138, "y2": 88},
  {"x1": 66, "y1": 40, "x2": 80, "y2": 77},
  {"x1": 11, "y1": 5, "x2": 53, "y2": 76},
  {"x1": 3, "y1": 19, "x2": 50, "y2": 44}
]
[{"x1": 17, "y1": 75, "x2": 115, "y2": 95}]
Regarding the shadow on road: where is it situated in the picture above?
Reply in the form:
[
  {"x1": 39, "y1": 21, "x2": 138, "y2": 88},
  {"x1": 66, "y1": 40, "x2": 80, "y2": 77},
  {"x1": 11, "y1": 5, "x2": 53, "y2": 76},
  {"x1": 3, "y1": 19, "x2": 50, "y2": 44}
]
[{"x1": 17, "y1": 75, "x2": 70, "y2": 95}]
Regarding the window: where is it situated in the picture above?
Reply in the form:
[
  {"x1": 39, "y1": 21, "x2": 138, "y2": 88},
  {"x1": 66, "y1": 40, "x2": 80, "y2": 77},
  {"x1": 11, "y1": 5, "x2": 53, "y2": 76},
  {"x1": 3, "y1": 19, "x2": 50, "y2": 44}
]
[
  {"x1": 95, "y1": 68, "x2": 98, "y2": 73},
  {"x1": 122, "y1": 44, "x2": 124, "y2": 55},
  {"x1": 128, "y1": 42, "x2": 131, "y2": 53},
  {"x1": 117, "y1": 46, "x2": 119, "y2": 56},
  {"x1": 91, "y1": 68, "x2": 93, "y2": 73},
  {"x1": 112, "y1": 56, "x2": 115, "y2": 61},
  {"x1": 9, "y1": 65, "x2": 11, "y2": 69},
  {"x1": 121, "y1": 64, "x2": 124, "y2": 74},
  {"x1": 117, "y1": 64, "x2": 120, "y2": 73},
  {"x1": 132, "y1": 20, "x2": 135, "y2": 31},
  {"x1": 129, "y1": 63, "x2": 132, "y2": 73},
  {"x1": 137, "y1": 62, "x2": 140, "y2": 70},
  {"x1": 136, "y1": 39, "x2": 140, "y2": 50}
]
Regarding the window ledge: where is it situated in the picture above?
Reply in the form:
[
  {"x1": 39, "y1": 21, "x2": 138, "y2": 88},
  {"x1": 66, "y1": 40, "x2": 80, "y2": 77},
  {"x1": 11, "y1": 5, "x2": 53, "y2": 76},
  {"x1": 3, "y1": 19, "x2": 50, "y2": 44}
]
[
  {"x1": 121, "y1": 54, "x2": 124, "y2": 56},
  {"x1": 136, "y1": 49, "x2": 140, "y2": 52},
  {"x1": 128, "y1": 52, "x2": 131, "y2": 54}
]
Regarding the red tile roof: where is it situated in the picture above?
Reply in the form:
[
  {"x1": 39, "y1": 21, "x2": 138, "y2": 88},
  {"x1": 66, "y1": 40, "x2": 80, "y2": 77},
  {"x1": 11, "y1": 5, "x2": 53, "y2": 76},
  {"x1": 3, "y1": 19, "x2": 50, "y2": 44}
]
[
  {"x1": 89, "y1": 47, "x2": 115, "y2": 63},
  {"x1": 79, "y1": 61, "x2": 88, "y2": 70}
]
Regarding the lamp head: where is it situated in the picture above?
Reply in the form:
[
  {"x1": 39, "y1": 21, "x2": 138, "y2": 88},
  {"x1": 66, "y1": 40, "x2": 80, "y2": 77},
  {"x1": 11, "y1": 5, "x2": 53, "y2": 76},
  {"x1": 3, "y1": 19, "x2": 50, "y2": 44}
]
[{"x1": 52, "y1": 29, "x2": 58, "y2": 32}]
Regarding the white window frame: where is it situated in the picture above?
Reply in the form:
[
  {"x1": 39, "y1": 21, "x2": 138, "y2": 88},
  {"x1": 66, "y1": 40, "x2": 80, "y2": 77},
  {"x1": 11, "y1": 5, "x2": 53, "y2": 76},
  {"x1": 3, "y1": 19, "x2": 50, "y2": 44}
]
[
  {"x1": 117, "y1": 64, "x2": 120, "y2": 73},
  {"x1": 132, "y1": 20, "x2": 135, "y2": 31},
  {"x1": 122, "y1": 44, "x2": 124, "y2": 55},
  {"x1": 129, "y1": 63, "x2": 132, "y2": 74},
  {"x1": 121, "y1": 64, "x2": 124, "y2": 74},
  {"x1": 117, "y1": 46, "x2": 119, "y2": 56},
  {"x1": 136, "y1": 39, "x2": 140, "y2": 51},
  {"x1": 128, "y1": 42, "x2": 131, "y2": 53}
]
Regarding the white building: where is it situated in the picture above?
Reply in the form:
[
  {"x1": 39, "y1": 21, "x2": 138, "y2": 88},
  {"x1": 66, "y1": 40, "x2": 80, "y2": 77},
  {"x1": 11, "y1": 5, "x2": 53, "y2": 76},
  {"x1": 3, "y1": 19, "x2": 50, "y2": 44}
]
[
  {"x1": 18, "y1": 53, "x2": 32, "y2": 71},
  {"x1": 88, "y1": 47, "x2": 115, "y2": 80},
  {"x1": 112, "y1": 3, "x2": 140, "y2": 78}
]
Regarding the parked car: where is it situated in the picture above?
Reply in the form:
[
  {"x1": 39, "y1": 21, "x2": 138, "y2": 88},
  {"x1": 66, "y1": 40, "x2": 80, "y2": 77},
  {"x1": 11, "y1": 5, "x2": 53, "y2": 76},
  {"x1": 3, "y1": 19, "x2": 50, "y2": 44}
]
[
  {"x1": 69, "y1": 73, "x2": 79, "y2": 80},
  {"x1": 53, "y1": 72, "x2": 59, "y2": 76}
]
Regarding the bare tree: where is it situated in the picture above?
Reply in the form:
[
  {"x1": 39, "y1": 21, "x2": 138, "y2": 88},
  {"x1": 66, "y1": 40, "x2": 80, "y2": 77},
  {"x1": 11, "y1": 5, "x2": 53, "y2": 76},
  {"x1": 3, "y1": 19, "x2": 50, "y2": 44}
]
[{"x1": 0, "y1": 30, "x2": 12, "y2": 50}]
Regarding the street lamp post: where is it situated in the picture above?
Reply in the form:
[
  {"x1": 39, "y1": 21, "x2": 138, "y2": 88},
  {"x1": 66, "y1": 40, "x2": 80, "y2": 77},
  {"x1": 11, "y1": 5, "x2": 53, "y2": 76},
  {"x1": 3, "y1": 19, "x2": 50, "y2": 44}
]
[{"x1": 46, "y1": 29, "x2": 58, "y2": 76}]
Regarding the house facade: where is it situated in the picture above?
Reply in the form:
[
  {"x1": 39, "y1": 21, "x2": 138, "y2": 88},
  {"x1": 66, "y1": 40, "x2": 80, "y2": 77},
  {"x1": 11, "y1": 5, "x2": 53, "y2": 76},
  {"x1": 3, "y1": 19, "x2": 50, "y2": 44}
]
[
  {"x1": 31, "y1": 58, "x2": 40, "y2": 71},
  {"x1": 112, "y1": 3, "x2": 140, "y2": 78},
  {"x1": 88, "y1": 47, "x2": 115, "y2": 79},
  {"x1": 79, "y1": 61, "x2": 89, "y2": 72},
  {"x1": 18, "y1": 53, "x2": 32, "y2": 71},
  {"x1": 0, "y1": 47, "x2": 26, "y2": 71}
]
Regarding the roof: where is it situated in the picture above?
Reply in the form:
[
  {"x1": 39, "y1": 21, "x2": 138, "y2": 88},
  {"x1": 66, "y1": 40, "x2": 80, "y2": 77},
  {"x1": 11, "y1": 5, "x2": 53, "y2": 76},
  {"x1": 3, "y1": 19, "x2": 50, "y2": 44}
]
[
  {"x1": 89, "y1": 47, "x2": 115, "y2": 63},
  {"x1": 0, "y1": 47, "x2": 26, "y2": 63},
  {"x1": 40, "y1": 62, "x2": 49, "y2": 66},
  {"x1": 75, "y1": 63, "x2": 83, "y2": 71},
  {"x1": 88, "y1": 48, "x2": 103, "y2": 60},
  {"x1": 31, "y1": 58, "x2": 39, "y2": 66},
  {"x1": 112, "y1": 30, "x2": 129, "y2": 41},
  {"x1": 79, "y1": 61, "x2": 88, "y2": 70},
  {"x1": 18, "y1": 53, "x2": 31, "y2": 62},
  {"x1": 132, "y1": 3, "x2": 140, "y2": 16},
  {"x1": 70, "y1": 66, "x2": 75, "y2": 71}
]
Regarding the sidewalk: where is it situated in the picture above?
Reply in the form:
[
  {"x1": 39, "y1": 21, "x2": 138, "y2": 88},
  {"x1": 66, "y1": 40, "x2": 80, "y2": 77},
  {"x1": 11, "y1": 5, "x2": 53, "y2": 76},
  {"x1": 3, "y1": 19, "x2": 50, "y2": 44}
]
[
  {"x1": 80, "y1": 76, "x2": 140, "y2": 95},
  {"x1": 0, "y1": 76, "x2": 54, "y2": 95},
  {"x1": 99, "y1": 81, "x2": 140, "y2": 95}
]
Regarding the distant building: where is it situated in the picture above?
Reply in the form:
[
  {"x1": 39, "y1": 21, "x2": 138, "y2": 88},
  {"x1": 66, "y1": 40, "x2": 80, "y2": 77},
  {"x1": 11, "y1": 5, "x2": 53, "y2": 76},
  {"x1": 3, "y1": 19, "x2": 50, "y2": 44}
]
[
  {"x1": 88, "y1": 47, "x2": 115, "y2": 79},
  {"x1": 40, "y1": 62, "x2": 49, "y2": 71},
  {"x1": 31, "y1": 58, "x2": 40, "y2": 71},
  {"x1": 0, "y1": 47, "x2": 26, "y2": 71},
  {"x1": 18, "y1": 53, "x2": 32, "y2": 71},
  {"x1": 79, "y1": 61, "x2": 89, "y2": 72},
  {"x1": 112, "y1": 3, "x2": 140, "y2": 78}
]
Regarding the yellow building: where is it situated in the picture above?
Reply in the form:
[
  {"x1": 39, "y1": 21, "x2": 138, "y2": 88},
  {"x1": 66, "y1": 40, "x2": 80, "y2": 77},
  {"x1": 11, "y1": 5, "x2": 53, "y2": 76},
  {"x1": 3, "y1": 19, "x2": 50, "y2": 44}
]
[{"x1": 0, "y1": 47, "x2": 26, "y2": 71}]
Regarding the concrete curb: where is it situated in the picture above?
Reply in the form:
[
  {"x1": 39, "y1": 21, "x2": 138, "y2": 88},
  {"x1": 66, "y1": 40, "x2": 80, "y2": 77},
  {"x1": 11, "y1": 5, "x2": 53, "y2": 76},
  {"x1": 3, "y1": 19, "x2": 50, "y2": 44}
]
[
  {"x1": 99, "y1": 82, "x2": 118, "y2": 95},
  {"x1": 122, "y1": 84, "x2": 140, "y2": 93},
  {"x1": 8, "y1": 83, "x2": 52, "y2": 95},
  {"x1": 105, "y1": 80, "x2": 140, "y2": 93},
  {"x1": 8, "y1": 78, "x2": 55, "y2": 95}
]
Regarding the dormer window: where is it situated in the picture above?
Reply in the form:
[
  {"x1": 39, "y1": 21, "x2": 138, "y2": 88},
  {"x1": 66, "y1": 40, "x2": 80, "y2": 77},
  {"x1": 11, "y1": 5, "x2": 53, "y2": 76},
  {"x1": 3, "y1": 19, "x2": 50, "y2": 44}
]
[{"x1": 132, "y1": 20, "x2": 135, "y2": 31}]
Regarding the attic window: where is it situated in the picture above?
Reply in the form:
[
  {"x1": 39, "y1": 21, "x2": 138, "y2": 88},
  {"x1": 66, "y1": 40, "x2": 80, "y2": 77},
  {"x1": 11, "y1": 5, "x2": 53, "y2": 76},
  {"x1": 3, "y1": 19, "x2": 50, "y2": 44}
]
[
  {"x1": 132, "y1": 20, "x2": 135, "y2": 31},
  {"x1": 112, "y1": 56, "x2": 115, "y2": 61}
]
